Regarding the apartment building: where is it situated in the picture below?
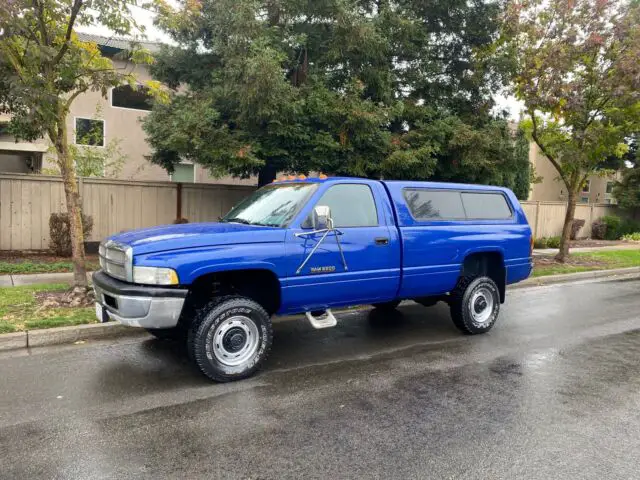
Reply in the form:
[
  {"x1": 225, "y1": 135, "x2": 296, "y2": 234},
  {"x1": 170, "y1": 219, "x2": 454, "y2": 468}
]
[
  {"x1": 0, "y1": 34, "x2": 254, "y2": 186},
  {"x1": 528, "y1": 142, "x2": 620, "y2": 204}
]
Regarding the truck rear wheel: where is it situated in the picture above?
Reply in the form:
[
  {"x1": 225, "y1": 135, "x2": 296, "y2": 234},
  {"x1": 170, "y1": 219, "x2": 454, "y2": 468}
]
[
  {"x1": 449, "y1": 276, "x2": 500, "y2": 335},
  {"x1": 187, "y1": 295, "x2": 273, "y2": 382}
]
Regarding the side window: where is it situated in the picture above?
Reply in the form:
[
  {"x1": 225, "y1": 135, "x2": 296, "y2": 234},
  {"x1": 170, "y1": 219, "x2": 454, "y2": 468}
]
[
  {"x1": 403, "y1": 189, "x2": 465, "y2": 220},
  {"x1": 111, "y1": 84, "x2": 153, "y2": 111},
  {"x1": 461, "y1": 192, "x2": 512, "y2": 219},
  {"x1": 314, "y1": 184, "x2": 378, "y2": 227}
]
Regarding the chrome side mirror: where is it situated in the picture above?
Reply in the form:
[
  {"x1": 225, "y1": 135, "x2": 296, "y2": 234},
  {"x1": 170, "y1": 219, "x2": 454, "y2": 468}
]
[{"x1": 313, "y1": 205, "x2": 332, "y2": 230}]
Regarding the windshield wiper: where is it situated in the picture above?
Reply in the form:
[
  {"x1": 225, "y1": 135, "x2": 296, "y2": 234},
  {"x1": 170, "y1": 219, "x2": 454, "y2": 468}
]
[
  {"x1": 222, "y1": 217, "x2": 252, "y2": 225},
  {"x1": 251, "y1": 222, "x2": 281, "y2": 227}
]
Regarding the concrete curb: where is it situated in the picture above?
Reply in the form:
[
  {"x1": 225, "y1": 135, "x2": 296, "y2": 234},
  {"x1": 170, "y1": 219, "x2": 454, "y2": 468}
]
[
  {"x1": 1, "y1": 266, "x2": 639, "y2": 351},
  {"x1": 510, "y1": 266, "x2": 640, "y2": 289},
  {"x1": 26, "y1": 322, "x2": 149, "y2": 348},
  {"x1": 0, "y1": 331, "x2": 28, "y2": 351}
]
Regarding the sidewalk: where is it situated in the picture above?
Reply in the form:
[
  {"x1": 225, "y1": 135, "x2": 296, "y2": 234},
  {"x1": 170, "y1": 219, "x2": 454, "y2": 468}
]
[
  {"x1": 533, "y1": 243, "x2": 639, "y2": 256},
  {"x1": 0, "y1": 271, "x2": 94, "y2": 287}
]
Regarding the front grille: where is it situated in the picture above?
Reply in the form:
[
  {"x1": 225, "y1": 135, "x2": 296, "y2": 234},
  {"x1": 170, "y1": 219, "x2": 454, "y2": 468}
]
[{"x1": 99, "y1": 241, "x2": 131, "y2": 281}]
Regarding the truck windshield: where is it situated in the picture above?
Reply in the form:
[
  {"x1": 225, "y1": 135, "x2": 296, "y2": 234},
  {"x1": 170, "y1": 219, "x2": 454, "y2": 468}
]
[{"x1": 221, "y1": 183, "x2": 318, "y2": 227}]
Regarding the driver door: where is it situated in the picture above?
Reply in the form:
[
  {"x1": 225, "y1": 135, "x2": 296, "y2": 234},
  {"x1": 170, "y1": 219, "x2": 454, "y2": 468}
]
[{"x1": 282, "y1": 183, "x2": 401, "y2": 313}]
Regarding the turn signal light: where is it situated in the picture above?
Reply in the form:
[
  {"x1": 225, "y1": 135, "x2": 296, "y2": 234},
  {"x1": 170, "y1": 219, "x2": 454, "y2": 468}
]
[
  {"x1": 530, "y1": 235, "x2": 534, "y2": 256},
  {"x1": 319, "y1": 173, "x2": 328, "y2": 179}
]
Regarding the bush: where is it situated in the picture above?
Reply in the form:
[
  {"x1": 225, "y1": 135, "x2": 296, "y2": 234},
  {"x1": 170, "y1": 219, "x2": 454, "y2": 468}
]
[
  {"x1": 591, "y1": 216, "x2": 639, "y2": 240},
  {"x1": 546, "y1": 236, "x2": 561, "y2": 249},
  {"x1": 533, "y1": 237, "x2": 549, "y2": 249},
  {"x1": 621, "y1": 219, "x2": 640, "y2": 236},
  {"x1": 601, "y1": 215, "x2": 622, "y2": 240},
  {"x1": 49, "y1": 212, "x2": 94, "y2": 257},
  {"x1": 570, "y1": 219, "x2": 585, "y2": 240},
  {"x1": 592, "y1": 218, "x2": 607, "y2": 240},
  {"x1": 622, "y1": 232, "x2": 640, "y2": 241}
]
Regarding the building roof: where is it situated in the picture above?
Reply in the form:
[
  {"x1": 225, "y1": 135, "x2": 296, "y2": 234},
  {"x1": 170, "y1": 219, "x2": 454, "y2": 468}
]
[{"x1": 76, "y1": 32, "x2": 162, "y2": 54}]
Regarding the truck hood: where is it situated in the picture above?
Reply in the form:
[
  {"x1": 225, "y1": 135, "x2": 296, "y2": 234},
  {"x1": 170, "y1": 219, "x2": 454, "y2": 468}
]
[{"x1": 107, "y1": 222, "x2": 285, "y2": 255}]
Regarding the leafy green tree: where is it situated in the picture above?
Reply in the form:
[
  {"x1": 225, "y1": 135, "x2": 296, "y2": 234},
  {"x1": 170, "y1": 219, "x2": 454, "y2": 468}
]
[
  {"x1": 145, "y1": 0, "x2": 525, "y2": 189},
  {"x1": 506, "y1": 0, "x2": 640, "y2": 261},
  {"x1": 613, "y1": 135, "x2": 640, "y2": 210},
  {"x1": 0, "y1": 0, "x2": 157, "y2": 287}
]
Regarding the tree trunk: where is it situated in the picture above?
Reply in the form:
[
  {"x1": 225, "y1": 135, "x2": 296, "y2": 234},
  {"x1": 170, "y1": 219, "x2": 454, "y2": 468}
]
[
  {"x1": 258, "y1": 163, "x2": 277, "y2": 187},
  {"x1": 53, "y1": 127, "x2": 87, "y2": 288},
  {"x1": 555, "y1": 191, "x2": 577, "y2": 262}
]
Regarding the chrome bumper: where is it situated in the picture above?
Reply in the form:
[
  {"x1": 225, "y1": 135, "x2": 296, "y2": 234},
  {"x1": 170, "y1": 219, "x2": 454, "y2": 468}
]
[{"x1": 92, "y1": 271, "x2": 188, "y2": 329}]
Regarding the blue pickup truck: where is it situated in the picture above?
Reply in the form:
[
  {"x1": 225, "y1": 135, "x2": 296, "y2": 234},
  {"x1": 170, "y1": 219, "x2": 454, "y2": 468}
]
[{"x1": 94, "y1": 177, "x2": 533, "y2": 381}]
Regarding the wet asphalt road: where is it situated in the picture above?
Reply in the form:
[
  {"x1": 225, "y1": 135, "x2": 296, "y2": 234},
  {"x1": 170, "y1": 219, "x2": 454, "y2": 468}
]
[{"x1": 1, "y1": 277, "x2": 640, "y2": 479}]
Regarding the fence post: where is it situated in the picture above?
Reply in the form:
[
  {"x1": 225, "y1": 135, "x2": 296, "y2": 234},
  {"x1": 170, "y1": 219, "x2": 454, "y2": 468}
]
[
  {"x1": 176, "y1": 182, "x2": 182, "y2": 221},
  {"x1": 78, "y1": 176, "x2": 84, "y2": 202},
  {"x1": 534, "y1": 201, "x2": 541, "y2": 239}
]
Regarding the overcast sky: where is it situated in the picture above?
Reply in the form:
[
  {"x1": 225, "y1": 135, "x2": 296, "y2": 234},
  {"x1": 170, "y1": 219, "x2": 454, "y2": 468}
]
[{"x1": 78, "y1": 4, "x2": 524, "y2": 120}]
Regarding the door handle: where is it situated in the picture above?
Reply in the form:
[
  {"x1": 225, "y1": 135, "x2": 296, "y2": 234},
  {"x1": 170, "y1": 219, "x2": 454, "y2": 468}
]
[{"x1": 375, "y1": 237, "x2": 389, "y2": 246}]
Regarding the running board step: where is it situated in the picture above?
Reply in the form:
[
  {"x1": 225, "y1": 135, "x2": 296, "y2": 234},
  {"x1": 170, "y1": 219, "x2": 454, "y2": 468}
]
[{"x1": 305, "y1": 309, "x2": 338, "y2": 329}]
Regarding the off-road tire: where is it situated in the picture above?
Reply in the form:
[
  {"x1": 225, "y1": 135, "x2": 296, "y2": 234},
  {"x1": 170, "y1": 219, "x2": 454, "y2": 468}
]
[
  {"x1": 187, "y1": 295, "x2": 273, "y2": 382},
  {"x1": 449, "y1": 276, "x2": 500, "y2": 335},
  {"x1": 371, "y1": 300, "x2": 401, "y2": 312}
]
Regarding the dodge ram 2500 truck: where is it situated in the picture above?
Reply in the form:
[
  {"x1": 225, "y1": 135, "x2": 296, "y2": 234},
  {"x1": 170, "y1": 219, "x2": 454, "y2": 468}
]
[{"x1": 94, "y1": 177, "x2": 533, "y2": 382}]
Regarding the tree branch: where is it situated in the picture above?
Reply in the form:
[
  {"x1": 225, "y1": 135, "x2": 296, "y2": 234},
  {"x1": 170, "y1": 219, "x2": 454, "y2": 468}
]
[
  {"x1": 64, "y1": 88, "x2": 88, "y2": 111},
  {"x1": 530, "y1": 111, "x2": 570, "y2": 189},
  {"x1": 34, "y1": 0, "x2": 49, "y2": 46},
  {"x1": 53, "y1": 0, "x2": 83, "y2": 65}
]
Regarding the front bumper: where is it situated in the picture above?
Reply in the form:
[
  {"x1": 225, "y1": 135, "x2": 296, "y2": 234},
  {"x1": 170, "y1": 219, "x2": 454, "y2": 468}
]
[{"x1": 92, "y1": 271, "x2": 188, "y2": 329}]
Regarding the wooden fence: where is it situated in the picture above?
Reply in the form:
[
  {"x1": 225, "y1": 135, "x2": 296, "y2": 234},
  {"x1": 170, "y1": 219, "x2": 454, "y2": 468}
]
[
  {"x1": 520, "y1": 201, "x2": 618, "y2": 239},
  {"x1": 0, "y1": 173, "x2": 625, "y2": 250},
  {"x1": 0, "y1": 173, "x2": 254, "y2": 251}
]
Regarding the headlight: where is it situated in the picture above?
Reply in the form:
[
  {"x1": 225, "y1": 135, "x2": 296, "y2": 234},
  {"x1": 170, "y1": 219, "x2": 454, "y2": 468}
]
[{"x1": 133, "y1": 266, "x2": 179, "y2": 285}]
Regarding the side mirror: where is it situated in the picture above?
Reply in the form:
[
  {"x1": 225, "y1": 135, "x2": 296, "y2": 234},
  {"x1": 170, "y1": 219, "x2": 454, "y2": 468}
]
[{"x1": 313, "y1": 205, "x2": 332, "y2": 230}]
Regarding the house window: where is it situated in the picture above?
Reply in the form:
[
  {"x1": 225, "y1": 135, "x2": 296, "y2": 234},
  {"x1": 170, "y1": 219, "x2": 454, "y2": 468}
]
[
  {"x1": 582, "y1": 179, "x2": 591, "y2": 193},
  {"x1": 75, "y1": 118, "x2": 104, "y2": 147},
  {"x1": 111, "y1": 84, "x2": 153, "y2": 111},
  {"x1": 606, "y1": 181, "x2": 614, "y2": 194},
  {"x1": 171, "y1": 163, "x2": 195, "y2": 183},
  {"x1": 580, "y1": 196, "x2": 589, "y2": 204}
]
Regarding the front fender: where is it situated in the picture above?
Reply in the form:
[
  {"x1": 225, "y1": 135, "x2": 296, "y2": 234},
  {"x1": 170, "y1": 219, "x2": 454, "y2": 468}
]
[{"x1": 133, "y1": 242, "x2": 286, "y2": 285}]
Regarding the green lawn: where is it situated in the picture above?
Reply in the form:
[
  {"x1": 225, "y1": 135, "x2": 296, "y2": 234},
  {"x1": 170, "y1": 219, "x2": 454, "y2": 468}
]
[
  {"x1": 533, "y1": 249, "x2": 640, "y2": 277},
  {"x1": 0, "y1": 284, "x2": 95, "y2": 333},
  {"x1": 0, "y1": 249, "x2": 638, "y2": 335},
  {"x1": 0, "y1": 260, "x2": 100, "y2": 275}
]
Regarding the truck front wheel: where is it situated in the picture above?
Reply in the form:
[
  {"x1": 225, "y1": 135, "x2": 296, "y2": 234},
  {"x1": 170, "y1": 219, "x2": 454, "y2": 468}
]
[
  {"x1": 187, "y1": 296, "x2": 273, "y2": 382},
  {"x1": 449, "y1": 276, "x2": 500, "y2": 335}
]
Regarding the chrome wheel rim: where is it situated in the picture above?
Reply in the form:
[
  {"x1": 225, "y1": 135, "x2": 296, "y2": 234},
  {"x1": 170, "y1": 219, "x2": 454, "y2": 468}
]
[
  {"x1": 469, "y1": 287, "x2": 494, "y2": 324},
  {"x1": 212, "y1": 316, "x2": 260, "y2": 366}
]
